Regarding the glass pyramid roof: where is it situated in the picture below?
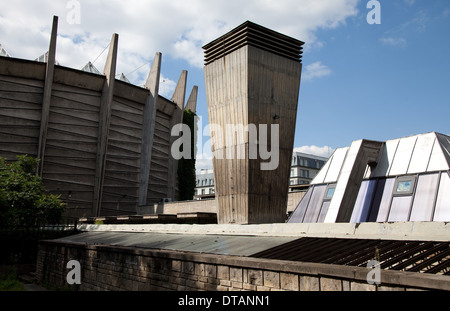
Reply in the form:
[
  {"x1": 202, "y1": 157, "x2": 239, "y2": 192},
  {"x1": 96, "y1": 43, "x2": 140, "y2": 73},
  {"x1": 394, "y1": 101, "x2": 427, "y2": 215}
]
[
  {"x1": 80, "y1": 62, "x2": 130, "y2": 84},
  {"x1": 80, "y1": 61, "x2": 101, "y2": 75},
  {"x1": 0, "y1": 44, "x2": 11, "y2": 57},
  {"x1": 117, "y1": 73, "x2": 130, "y2": 83},
  {"x1": 35, "y1": 51, "x2": 59, "y2": 65}
]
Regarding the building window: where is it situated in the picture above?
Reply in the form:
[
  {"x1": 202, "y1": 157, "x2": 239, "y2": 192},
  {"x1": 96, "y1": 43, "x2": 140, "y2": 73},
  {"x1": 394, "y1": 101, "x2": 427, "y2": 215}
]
[
  {"x1": 201, "y1": 189, "x2": 205, "y2": 195},
  {"x1": 410, "y1": 173, "x2": 440, "y2": 221},
  {"x1": 397, "y1": 181, "x2": 412, "y2": 193},
  {"x1": 389, "y1": 175, "x2": 417, "y2": 222},
  {"x1": 324, "y1": 184, "x2": 336, "y2": 200},
  {"x1": 298, "y1": 169, "x2": 310, "y2": 178},
  {"x1": 434, "y1": 172, "x2": 450, "y2": 221},
  {"x1": 393, "y1": 176, "x2": 416, "y2": 196}
]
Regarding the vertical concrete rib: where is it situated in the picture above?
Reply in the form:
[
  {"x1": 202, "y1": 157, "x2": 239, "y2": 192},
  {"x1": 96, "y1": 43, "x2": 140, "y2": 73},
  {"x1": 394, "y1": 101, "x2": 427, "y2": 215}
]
[
  {"x1": 37, "y1": 16, "x2": 58, "y2": 176},
  {"x1": 138, "y1": 52, "x2": 162, "y2": 206},
  {"x1": 167, "y1": 70, "x2": 187, "y2": 200},
  {"x1": 185, "y1": 86, "x2": 198, "y2": 113},
  {"x1": 324, "y1": 140, "x2": 383, "y2": 223},
  {"x1": 93, "y1": 33, "x2": 118, "y2": 216}
]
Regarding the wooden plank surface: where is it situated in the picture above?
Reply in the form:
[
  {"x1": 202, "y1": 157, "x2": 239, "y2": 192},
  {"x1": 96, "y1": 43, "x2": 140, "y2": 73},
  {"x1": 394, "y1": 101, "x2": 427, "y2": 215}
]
[{"x1": 205, "y1": 44, "x2": 301, "y2": 224}]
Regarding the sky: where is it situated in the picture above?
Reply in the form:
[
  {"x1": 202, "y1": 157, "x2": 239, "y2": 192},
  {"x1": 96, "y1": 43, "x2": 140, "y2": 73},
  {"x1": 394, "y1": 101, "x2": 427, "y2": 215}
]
[{"x1": 1, "y1": 0, "x2": 449, "y2": 171}]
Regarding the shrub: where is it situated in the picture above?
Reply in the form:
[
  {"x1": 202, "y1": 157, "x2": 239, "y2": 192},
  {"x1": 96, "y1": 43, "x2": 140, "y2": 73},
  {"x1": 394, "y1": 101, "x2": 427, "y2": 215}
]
[
  {"x1": 0, "y1": 155, "x2": 66, "y2": 230},
  {"x1": 177, "y1": 109, "x2": 197, "y2": 201}
]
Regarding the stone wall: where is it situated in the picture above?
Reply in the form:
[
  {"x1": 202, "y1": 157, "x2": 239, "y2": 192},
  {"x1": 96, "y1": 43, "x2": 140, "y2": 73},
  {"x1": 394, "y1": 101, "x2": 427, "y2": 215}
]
[{"x1": 36, "y1": 239, "x2": 449, "y2": 291}]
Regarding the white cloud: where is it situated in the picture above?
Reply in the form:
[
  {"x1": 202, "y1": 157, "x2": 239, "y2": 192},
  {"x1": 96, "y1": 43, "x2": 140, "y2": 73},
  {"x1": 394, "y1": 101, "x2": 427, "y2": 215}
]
[
  {"x1": 380, "y1": 37, "x2": 407, "y2": 47},
  {"x1": 303, "y1": 61, "x2": 332, "y2": 81},
  {"x1": 159, "y1": 75, "x2": 177, "y2": 98},
  {"x1": 294, "y1": 145, "x2": 334, "y2": 158},
  {"x1": 0, "y1": 0, "x2": 360, "y2": 77},
  {"x1": 195, "y1": 152, "x2": 213, "y2": 172}
]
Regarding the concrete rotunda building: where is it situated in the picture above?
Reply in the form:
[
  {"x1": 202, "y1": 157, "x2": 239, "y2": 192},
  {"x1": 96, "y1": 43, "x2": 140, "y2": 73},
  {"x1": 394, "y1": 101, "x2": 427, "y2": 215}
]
[{"x1": 0, "y1": 16, "x2": 198, "y2": 218}]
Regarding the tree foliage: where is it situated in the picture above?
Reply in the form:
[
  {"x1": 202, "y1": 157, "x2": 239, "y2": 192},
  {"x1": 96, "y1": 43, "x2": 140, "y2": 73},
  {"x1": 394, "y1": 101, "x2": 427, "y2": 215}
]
[
  {"x1": 177, "y1": 109, "x2": 197, "y2": 201},
  {"x1": 0, "y1": 155, "x2": 66, "y2": 229}
]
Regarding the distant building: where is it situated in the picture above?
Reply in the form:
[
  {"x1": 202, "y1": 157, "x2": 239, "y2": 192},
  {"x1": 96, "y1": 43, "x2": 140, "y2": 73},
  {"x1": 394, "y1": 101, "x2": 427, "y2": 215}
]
[
  {"x1": 290, "y1": 152, "x2": 328, "y2": 190},
  {"x1": 194, "y1": 169, "x2": 215, "y2": 199},
  {"x1": 194, "y1": 152, "x2": 329, "y2": 199}
]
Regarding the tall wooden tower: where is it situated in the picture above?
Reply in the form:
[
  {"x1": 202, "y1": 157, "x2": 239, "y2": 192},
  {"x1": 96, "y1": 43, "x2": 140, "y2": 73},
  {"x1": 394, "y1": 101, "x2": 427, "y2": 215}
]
[{"x1": 203, "y1": 21, "x2": 304, "y2": 224}]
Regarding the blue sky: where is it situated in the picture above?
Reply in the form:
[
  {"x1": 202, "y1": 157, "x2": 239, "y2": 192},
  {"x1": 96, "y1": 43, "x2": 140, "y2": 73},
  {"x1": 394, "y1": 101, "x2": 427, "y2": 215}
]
[
  {"x1": 0, "y1": 0, "x2": 449, "y2": 170},
  {"x1": 298, "y1": 1, "x2": 450, "y2": 148}
]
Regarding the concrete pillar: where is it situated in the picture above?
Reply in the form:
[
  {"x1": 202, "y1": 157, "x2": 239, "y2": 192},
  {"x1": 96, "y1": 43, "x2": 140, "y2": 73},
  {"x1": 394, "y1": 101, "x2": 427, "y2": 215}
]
[
  {"x1": 138, "y1": 52, "x2": 162, "y2": 206},
  {"x1": 203, "y1": 21, "x2": 304, "y2": 224},
  {"x1": 37, "y1": 16, "x2": 58, "y2": 176},
  {"x1": 166, "y1": 71, "x2": 187, "y2": 201},
  {"x1": 171, "y1": 70, "x2": 187, "y2": 110},
  {"x1": 324, "y1": 139, "x2": 383, "y2": 223},
  {"x1": 185, "y1": 86, "x2": 198, "y2": 113},
  {"x1": 93, "y1": 33, "x2": 118, "y2": 216}
]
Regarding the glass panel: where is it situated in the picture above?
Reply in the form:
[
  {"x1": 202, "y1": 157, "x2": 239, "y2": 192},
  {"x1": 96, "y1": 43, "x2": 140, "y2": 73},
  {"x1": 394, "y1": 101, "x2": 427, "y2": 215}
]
[
  {"x1": 407, "y1": 134, "x2": 435, "y2": 174},
  {"x1": 287, "y1": 186, "x2": 313, "y2": 223},
  {"x1": 397, "y1": 181, "x2": 413, "y2": 193},
  {"x1": 389, "y1": 136, "x2": 416, "y2": 176},
  {"x1": 303, "y1": 185, "x2": 327, "y2": 223},
  {"x1": 434, "y1": 172, "x2": 450, "y2": 221},
  {"x1": 409, "y1": 173, "x2": 440, "y2": 221},
  {"x1": 388, "y1": 196, "x2": 413, "y2": 222},
  {"x1": 375, "y1": 178, "x2": 396, "y2": 222},
  {"x1": 350, "y1": 180, "x2": 377, "y2": 223},
  {"x1": 317, "y1": 201, "x2": 330, "y2": 223},
  {"x1": 324, "y1": 148, "x2": 348, "y2": 183},
  {"x1": 325, "y1": 187, "x2": 335, "y2": 199},
  {"x1": 393, "y1": 176, "x2": 416, "y2": 195}
]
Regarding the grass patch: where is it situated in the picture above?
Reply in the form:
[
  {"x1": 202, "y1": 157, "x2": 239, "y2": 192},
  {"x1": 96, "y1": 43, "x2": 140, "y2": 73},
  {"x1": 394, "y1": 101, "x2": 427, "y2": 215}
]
[
  {"x1": 0, "y1": 277, "x2": 24, "y2": 291},
  {"x1": 0, "y1": 268, "x2": 24, "y2": 291}
]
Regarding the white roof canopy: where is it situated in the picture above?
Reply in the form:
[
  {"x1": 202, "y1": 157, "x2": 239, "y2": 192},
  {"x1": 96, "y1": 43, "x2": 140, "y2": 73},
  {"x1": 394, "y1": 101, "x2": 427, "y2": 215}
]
[{"x1": 312, "y1": 132, "x2": 450, "y2": 185}]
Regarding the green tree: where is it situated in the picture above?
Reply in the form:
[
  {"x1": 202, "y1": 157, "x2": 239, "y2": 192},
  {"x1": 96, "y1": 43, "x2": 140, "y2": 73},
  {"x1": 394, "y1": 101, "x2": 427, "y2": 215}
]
[
  {"x1": 0, "y1": 155, "x2": 66, "y2": 230},
  {"x1": 177, "y1": 109, "x2": 197, "y2": 201}
]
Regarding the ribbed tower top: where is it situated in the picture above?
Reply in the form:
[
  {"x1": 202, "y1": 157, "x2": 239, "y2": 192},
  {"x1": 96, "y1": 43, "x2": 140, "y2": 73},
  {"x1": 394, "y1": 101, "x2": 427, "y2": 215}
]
[{"x1": 203, "y1": 21, "x2": 304, "y2": 66}]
